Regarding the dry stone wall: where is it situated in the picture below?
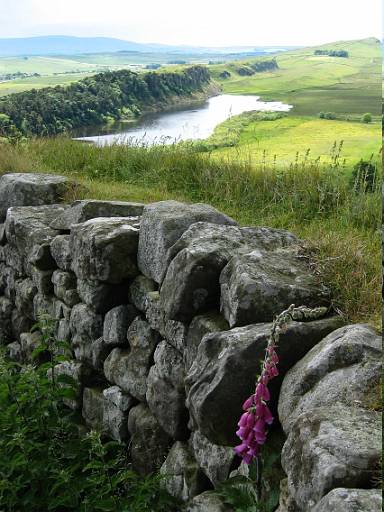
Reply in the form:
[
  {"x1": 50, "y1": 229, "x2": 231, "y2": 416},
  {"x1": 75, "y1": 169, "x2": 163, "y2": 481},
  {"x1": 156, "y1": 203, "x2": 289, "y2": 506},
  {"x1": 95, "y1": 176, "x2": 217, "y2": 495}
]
[{"x1": 0, "y1": 173, "x2": 381, "y2": 511}]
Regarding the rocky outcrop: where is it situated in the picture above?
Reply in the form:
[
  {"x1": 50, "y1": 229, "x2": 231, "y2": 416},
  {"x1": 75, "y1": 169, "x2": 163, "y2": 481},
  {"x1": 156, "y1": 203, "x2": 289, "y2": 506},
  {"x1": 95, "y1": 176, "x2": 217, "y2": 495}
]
[{"x1": 1, "y1": 173, "x2": 380, "y2": 511}]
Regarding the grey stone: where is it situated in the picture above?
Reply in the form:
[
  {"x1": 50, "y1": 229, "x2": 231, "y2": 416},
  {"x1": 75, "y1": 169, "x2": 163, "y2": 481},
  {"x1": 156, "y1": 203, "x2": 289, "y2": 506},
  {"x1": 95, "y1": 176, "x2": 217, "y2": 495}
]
[
  {"x1": 70, "y1": 217, "x2": 139, "y2": 283},
  {"x1": 52, "y1": 270, "x2": 80, "y2": 307},
  {"x1": 33, "y1": 293, "x2": 54, "y2": 319},
  {"x1": 15, "y1": 278, "x2": 37, "y2": 319},
  {"x1": 190, "y1": 430, "x2": 235, "y2": 487},
  {"x1": 128, "y1": 403, "x2": 171, "y2": 475},
  {"x1": 312, "y1": 488, "x2": 382, "y2": 512},
  {"x1": 82, "y1": 387, "x2": 106, "y2": 430},
  {"x1": 28, "y1": 242, "x2": 56, "y2": 270},
  {"x1": 56, "y1": 318, "x2": 72, "y2": 343},
  {"x1": 70, "y1": 304, "x2": 103, "y2": 361},
  {"x1": 185, "y1": 491, "x2": 233, "y2": 512},
  {"x1": 186, "y1": 316, "x2": 343, "y2": 445},
  {"x1": 50, "y1": 235, "x2": 72, "y2": 271},
  {"x1": 103, "y1": 305, "x2": 138, "y2": 346},
  {"x1": 3, "y1": 244, "x2": 23, "y2": 276},
  {"x1": 163, "y1": 318, "x2": 188, "y2": 352},
  {"x1": 102, "y1": 386, "x2": 135, "y2": 442},
  {"x1": 104, "y1": 318, "x2": 159, "y2": 400},
  {"x1": 160, "y1": 223, "x2": 298, "y2": 322},
  {"x1": 6, "y1": 341, "x2": 22, "y2": 361},
  {"x1": 128, "y1": 274, "x2": 157, "y2": 312},
  {"x1": 220, "y1": 248, "x2": 329, "y2": 327},
  {"x1": 5, "y1": 205, "x2": 65, "y2": 270},
  {"x1": 278, "y1": 324, "x2": 382, "y2": 434},
  {"x1": 11, "y1": 309, "x2": 33, "y2": 339},
  {"x1": 0, "y1": 223, "x2": 5, "y2": 245},
  {"x1": 160, "y1": 441, "x2": 210, "y2": 502},
  {"x1": 184, "y1": 312, "x2": 228, "y2": 372},
  {"x1": 146, "y1": 291, "x2": 166, "y2": 333},
  {"x1": 137, "y1": 200, "x2": 237, "y2": 284},
  {"x1": 276, "y1": 478, "x2": 299, "y2": 512},
  {"x1": 0, "y1": 173, "x2": 72, "y2": 219},
  {"x1": 20, "y1": 331, "x2": 44, "y2": 363},
  {"x1": 0, "y1": 296, "x2": 14, "y2": 343},
  {"x1": 77, "y1": 278, "x2": 128, "y2": 314},
  {"x1": 146, "y1": 340, "x2": 189, "y2": 440},
  {"x1": 30, "y1": 266, "x2": 54, "y2": 295},
  {"x1": 281, "y1": 405, "x2": 382, "y2": 510},
  {"x1": 50, "y1": 199, "x2": 144, "y2": 230}
]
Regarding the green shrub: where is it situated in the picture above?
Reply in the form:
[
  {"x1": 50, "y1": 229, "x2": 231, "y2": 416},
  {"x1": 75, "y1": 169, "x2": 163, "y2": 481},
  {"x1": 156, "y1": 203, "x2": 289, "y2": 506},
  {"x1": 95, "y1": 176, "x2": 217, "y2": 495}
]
[
  {"x1": 361, "y1": 113, "x2": 372, "y2": 124},
  {"x1": 351, "y1": 159, "x2": 378, "y2": 192},
  {"x1": 0, "y1": 317, "x2": 178, "y2": 512}
]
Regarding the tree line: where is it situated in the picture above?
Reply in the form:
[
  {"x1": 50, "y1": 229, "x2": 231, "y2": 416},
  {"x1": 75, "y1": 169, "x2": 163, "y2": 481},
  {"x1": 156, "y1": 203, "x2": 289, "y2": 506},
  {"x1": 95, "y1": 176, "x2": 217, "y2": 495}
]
[
  {"x1": 314, "y1": 49, "x2": 349, "y2": 58},
  {"x1": 0, "y1": 66, "x2": 211, "y2": 138}
]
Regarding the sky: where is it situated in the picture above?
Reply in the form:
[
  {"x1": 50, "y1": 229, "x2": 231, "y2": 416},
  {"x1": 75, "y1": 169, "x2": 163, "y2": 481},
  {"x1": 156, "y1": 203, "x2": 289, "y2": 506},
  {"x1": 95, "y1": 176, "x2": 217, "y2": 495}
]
[{"x1": 0, "y1": 0, "x2": 381, "y2": 47}]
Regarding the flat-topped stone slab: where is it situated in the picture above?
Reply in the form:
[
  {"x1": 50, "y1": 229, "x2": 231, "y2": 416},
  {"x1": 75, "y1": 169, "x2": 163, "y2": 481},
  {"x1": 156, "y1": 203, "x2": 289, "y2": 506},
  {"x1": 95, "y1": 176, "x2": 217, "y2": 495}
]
[
  {"x1": 0, "y1": 173, "x2": 73, "y2": 220},
  {"x1": 50, "y1": 199, "x2": 144, "y2": 230}
]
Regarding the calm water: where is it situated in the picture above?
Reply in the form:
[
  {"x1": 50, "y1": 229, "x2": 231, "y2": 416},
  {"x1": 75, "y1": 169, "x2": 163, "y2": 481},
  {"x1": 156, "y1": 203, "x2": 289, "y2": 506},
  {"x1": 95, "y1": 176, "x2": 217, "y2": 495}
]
[{"x1": 75, "y1": 94, "x2": 291, "y2": 146}]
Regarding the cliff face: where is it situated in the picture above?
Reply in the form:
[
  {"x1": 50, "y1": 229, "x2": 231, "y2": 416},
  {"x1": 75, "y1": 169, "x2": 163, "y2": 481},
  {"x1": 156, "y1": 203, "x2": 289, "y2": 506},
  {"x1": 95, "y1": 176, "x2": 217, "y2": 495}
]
[{"x1": 0, "y1": 173, "x2": 381, "y2": 511}]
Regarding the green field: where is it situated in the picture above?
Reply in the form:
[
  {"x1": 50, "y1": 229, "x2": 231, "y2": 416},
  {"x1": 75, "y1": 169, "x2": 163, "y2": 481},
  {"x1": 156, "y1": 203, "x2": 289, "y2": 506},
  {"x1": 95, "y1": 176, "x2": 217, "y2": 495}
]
[{"x1": 210, "y1": 38, "x2": 381, "y2": 116}]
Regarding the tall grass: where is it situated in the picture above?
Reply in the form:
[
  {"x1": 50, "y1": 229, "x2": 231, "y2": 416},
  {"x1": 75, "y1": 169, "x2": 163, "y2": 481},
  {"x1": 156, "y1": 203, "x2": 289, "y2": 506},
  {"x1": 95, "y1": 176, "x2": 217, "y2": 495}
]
[{"x1": 0, "y1": 138, "x2": 381, "y2": 325}]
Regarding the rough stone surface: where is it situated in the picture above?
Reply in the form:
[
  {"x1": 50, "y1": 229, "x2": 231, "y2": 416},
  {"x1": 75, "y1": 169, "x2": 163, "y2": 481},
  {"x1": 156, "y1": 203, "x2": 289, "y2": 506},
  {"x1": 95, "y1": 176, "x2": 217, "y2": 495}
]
[
  {"x1": 82, "y1": 387, "x2": 106, "y2": 430},
  {"x1": 278, "y1": 324, "x2": 382, "y2": 434},
  {"x1": 70, "y1": 217, "x2": 140, "y2": 283},
  {"x1": 185, "y1": 491, "x2": 233, "y2": 512},
  {"x1": 104, "y1": 318, "x2": 159, "y2": 400},
  {"x1": 128, "y1": 275, "x2": 157, "y2": 312},
  {"x1": 51, "y1": 270, "x2": 80, "y2": 307},
  {"x1": 28, "y1": 242, "x2": 56, "y2": 270},
  {"x1": 160, "y1": 223, "x2": 298, "y2": 322},
  {"x1": 0, "y1": 173, "x2": 71, "y2": 219},
  {"x1": 312, "y1": 488, "x2": 382, "y2": 512},
  {"x1": 128, "y1": 403, "x2": 171, "y2": 475},
  {"x1": 186, "y1": 316, "x2": 343, "y2": 445},
  {"x1": 20, "y1": 331, "x2": 44, "y2": 363},
  {"x1": 15, "y1": 278, "x2": 37, "y2": 319},
  {"x1": 146, "y1": 340, "x2": 189, "y2": 439},
  {"x1": 160, "y1": 441, "x2": 210, "y2": 502},
  {"x1": 137, "y1": 200, "x2": 237, "y2": 284},
  {"x1": 103, "y1": 305, "x2": 138, "y2": 346},
  {"x1": 281, "y1": 405, "x2": 382, "y2": 511},
  {"x1": 184, "y1": 312, "x2": 228, "y2": 372},
  {"x1": 276, "y1": 478, "x2": 299, "y2": 512},
  {"x1": 220, "y1": 248, "x2": 329, "y2": 327},
  {"x1": 51, "y1": 199, "x2": 143, "y2": 230},
  {"x1": 77, "y1": 278, "x2": 129, "y2": 314},
  {"x1": 49, "y1": 361, "x2": 92, "y2": 410},
  {"x1": 102, "y1": 386, "x2": 135, "y2": 442},
  {"x1": 70, "y1": 304, "x2": 103, "y2": 362},
  {"x1": 190, "y1": 430, "x2": 235, "y2": 487},
  {"x1": 50, "y1": 235, "x2": 72, "y2": 271}
]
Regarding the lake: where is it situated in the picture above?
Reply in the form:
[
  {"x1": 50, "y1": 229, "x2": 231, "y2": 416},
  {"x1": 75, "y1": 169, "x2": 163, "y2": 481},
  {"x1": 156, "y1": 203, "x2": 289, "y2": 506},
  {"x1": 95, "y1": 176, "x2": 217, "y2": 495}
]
[{"x1": 75, "y1": 94, "x2": 291, "y2": 145}]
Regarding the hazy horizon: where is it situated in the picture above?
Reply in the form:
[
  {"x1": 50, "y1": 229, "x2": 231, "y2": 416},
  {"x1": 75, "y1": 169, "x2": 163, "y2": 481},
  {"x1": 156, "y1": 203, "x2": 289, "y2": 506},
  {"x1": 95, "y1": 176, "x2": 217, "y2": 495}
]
[{"x1": 0, "y1": 0, "x2": 381, "y2": 47}]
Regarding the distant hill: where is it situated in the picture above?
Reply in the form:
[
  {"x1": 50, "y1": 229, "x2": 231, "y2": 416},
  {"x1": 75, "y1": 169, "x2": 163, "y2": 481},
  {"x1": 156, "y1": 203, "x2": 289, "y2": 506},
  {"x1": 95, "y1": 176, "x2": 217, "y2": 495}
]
[{"x1": 0, "y1": 35, "x2": 296, "y2": 57}]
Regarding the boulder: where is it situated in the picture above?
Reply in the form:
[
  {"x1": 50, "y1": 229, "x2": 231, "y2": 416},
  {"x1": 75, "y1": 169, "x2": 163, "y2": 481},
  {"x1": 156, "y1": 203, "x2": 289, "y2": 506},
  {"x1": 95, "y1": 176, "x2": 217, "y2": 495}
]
[
  {"x1": 185, "y1": 491, "x2": 233, "y2": 512},
  {"x1": 82, "y1": 387, "x2": 106, "y2": 430},
  {"x1": 0, "y1": 223, "x2": 5, "y2": 245},
  {"x1": 104, "y1": 318, "x2": 159, "y2": 400},
  {"x1": 190, "y1": 430, "x2": 235, "y2": 487},
  {"x1": 312, "y1": 488, "x2": 382, "y2": 512},
  {"x1": 69, "y1": 304, "x2": 103, "y2": 361},
  {"x1": 6, "y1": 341, "x2": 22, "y2": 361},
  {"x1": 50, "y1": 235, "x2": 72, "y2": 271},
  {"x1": 184, "y1": 312, "x2": 228, "y2": 372},
  {"x1": 33, "y1": 293, "x2": 54, "y2": 319},
  {"x1": 137, "y1": 200, "x2": 237, "y2": 284},
  {"x1": 76, "y1": 278, "x2": 128, "y2": 314},
  {"x1": 15, "y1": 278, "x2": 37, "y2": 319},
  {"x1": 0, "y1": 296, "x2": 15, "y2": 343},
  {"x1": 146, "y1": 340, "x2": 189, "y2": 439},
  {"x1": 28, "y1": 242, "x2": 56, "y2": 270},
  {"x1": 102, "y1": 386, "x2": 135, "y2": 442},
  {"x1": 20, "y1": 331, "x2": 44, "y2": 363},
  {"x1": 128, "y1": 404, "x2": 171, "y2": 475},
  {"x1": 5, "y1": 205, "x2": 65, "y2": 270},
  {"x1": 278, "y1": 324, "x2": 382, "y2": 434},
  {"x1": 103, "y1": 305, "x2": 138, "y2": 346},
  {"x1": 51, "y1": 270, "x2": 80, "y2": 307},
  {"x1": 220, "y1": 248, "x2": 329, "y2": 327},
  {"x1": 128, "y1": 274, "x2": 157, "y2": 312},
  {"x1": 186, "y1": 316, "x2": 343, "y2": 445},
  {"x1": 0, "y1": 173, "x2": 72, "y2": 220},
  {"x1": 30, "y1": 266, "x2": 54, "y2": 295},
  {"x1": 160, "y1": 223, "x2": 298, "y2": 322},
  {"x1": 281, "y1": 405, "x2": 382, "y2": 510},
  {"x1": 70, "y1": 217, "x2": 140, "y2": 283},
  {"x1": 50, "y1": 199, "x2": 143, "y2": 230},
  {"x1": 160, "y1": 441, "x2": 210, "y2": 502}
]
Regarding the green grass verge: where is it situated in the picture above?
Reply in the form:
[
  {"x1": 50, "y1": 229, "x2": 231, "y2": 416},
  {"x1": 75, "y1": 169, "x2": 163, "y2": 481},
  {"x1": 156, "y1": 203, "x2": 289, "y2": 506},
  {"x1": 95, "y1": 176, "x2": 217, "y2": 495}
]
[{"x1": 0, "y1": 138, "x2": 381, "y2": 326}]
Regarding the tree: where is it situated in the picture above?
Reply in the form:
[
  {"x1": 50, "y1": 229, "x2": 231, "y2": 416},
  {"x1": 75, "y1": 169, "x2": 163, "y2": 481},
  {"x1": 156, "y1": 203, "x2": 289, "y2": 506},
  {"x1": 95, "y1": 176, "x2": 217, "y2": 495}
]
[{"x1": 361, "y1": 113, "x2": 372, "y2": 124}]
